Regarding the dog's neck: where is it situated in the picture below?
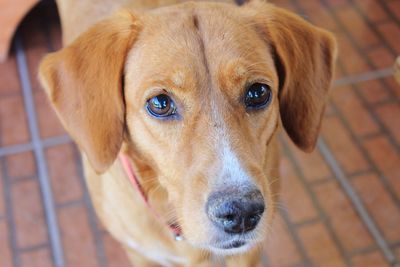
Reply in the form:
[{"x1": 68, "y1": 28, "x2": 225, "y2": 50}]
[{"x1": 122, "y1": 143, "x2": 179, "y2": 233}]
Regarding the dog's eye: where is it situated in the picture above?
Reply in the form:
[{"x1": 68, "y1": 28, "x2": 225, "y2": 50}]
[
  {"x1": 244, "y1": 83, "x2": 272, "y2": 109},
  {"x1": 146, "y1": 94, "x2": 177, "y2": 118}
]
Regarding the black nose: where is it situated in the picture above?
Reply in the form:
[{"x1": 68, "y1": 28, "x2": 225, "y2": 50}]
[{"x1": 206, "y1": 188, "x2": 265, "y2": 234}]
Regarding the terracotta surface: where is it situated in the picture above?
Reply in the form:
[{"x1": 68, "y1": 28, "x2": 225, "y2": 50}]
[
  {"x1": 0, "y1": 0, "x2": 39, "y2": 62},
  {"x1": 0, "y1": 1, "x2": 399, "y2": 266}
]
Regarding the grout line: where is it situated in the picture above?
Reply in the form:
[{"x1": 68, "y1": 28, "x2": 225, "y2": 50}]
[
  {"x1": 0, "y1": 143, "x2": 34, "y2": 157},
  {"x1": 42, "y1": 134, "x2": 72, "y2": 147},
  {"x1": 348, "y1": 245, "x2": 379, "y2": 257},
  {"x1": 10, "y1": 175, "x2": 38, "y2": 184},
  {"x1": 56, "y1": 199, "x2": 84, "y2": 209},
  {"x1": 19, "y1": 243, "x2": 49, "y2": 253},
  {"x1": 317, "y1": 138, "x2": 399, "y2": 267},
  {"x1": 332, "y1": 68, "x2": 394, "y2": 88},
  {"x1": 289, "y1": 263, "x2": 311, "y2": 267},
  {"x1": 0, "y1": 134, "x2": 72, "y2": 157},
  {"x1": 1, "y1": 160, "x2": 21, "y2": 267},
  {"x1": 293, "y1": 217, "x2": 320, "y2": 229},
  {"x1": 308, "y1": 177, "x2": 334, "y2": 186},
  {"x1": 14, "y1": 36, "x2": 66, "y2": 267},
  {"x1": 380, "y1": 1, "x2": 400, "y2": 26}
]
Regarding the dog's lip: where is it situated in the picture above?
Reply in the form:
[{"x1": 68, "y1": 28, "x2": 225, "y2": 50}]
[
  {"x1": 221, "y1": 240, "x2": 246, "y2": 249},
  {"x1": 213, "y1": 240, "x2": 247, "y2": 250}
]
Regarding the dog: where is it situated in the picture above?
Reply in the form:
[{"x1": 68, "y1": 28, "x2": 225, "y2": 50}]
[{"x1": 38, "y1": 0, "x2": 337, "y2": 266}]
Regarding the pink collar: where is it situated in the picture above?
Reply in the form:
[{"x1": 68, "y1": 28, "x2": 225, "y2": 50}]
[{"x1": 118, "y1": 153, "x2": 183, "y2": 241}]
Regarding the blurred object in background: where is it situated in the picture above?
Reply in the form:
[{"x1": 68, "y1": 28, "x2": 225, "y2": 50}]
[{"x1": 0, "y1": 0, "x2": 39, "y2": 62}]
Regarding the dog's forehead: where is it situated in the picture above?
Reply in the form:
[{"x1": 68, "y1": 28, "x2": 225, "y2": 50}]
[{"x1": 126, "y1": 2, "x2": 275, "y2": 95}]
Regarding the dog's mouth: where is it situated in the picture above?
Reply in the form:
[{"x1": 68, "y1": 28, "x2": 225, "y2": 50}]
[
  {"x1": 219, "y1": 240, "x2": 246, "y2": 249},
  {"x1": 205, "y1": 236, "x2": 259, "y2": 255},
  {"x1": 207, "y1": 240, "x2": 254, "y2": 256}
]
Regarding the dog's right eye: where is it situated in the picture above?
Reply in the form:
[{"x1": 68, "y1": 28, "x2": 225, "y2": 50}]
[{"x1": 146, "y1": 94, "x2": 177, "y2": 118}]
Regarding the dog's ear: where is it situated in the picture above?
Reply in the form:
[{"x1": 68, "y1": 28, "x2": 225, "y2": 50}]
[
  {"x1": 253, "y1": 4, "x2": 337, "y2": 152},
  {"x1": 39, "y1": 11, "x2": 140, "y2": 173}
]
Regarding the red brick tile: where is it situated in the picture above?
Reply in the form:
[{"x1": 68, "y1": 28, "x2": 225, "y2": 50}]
[
  {"x1": 279, "y1": 156, "x2": 318, "y2": 224},
  {"x1": 387, "y1": 1, "x2": 400, "y2": 20},
  {"x1": 58, "y1": 205, "x2": 99, "y2": 267},
  {"x1": 321, "y1": 116, "x2": 369, "y2": 174},
  {"x1": 331, "y1": 86, "x2": 380, "y2": 137},
  {"x1": 103, "y1": 233, "x2": 132, "y2": 267},
  {"x1": 336, "y1": 33, "x2": 371, "y2": 75},
  {"x1": 286, "y1": 139, "x2": 332, "y2": 182},
  {"x1": 0, "y1": 95, "x2": 30, "y2": 146},
  {"x1": 336, "y1": 5, "x2": 380, "y2": 49},
  {"x1": 5, "y1": 152, "x2": 36, "y2": 179},
  {"x1": 377, "y1": 22, "x2": 400, "y2": 54},
  {"x1": 367, "y1": 46, "x2": 396, "y2": 69},
  {"x1": 297, "y1": 1, "x2": 337, "y2": 31},
  {"x1": 264, "y1": 214, "x2": 303, "y2": 267},
  {"x1": 363, "y1": 136, "x2": 400, "y2": 199},
  {"x1": 271, "y1": 0, "x2": 296, "y2": 12},
  {"x1": 298, "y1": 222, "x2": 346, "y2": 267},
  {"x1": 0, "y1": 221, "x2": 13, "y2": 267},
  {"x1": 325, "y1": 0, "x2": 348, "y2": 8},
  {"x1": 314, "y1": 181, "x2": 373, "y2": 252},
  {"x1": 383, "y1": 77, "x2": 400, "y2": 98},
  {"x1": 352, "y1": 251, "x2": 389, "y2": 267},
  {"x1": 11, "y1": 180, "x2": 48, "y2": 248},
  {"x1": 354, "y1": 0, "x2": 388, "y2": 23},
  {"x1": 46, "y1": 144, "x2": 83, "y2": 205},
  {"x1": 0, "y1": 56, "x2": 20, "y2": 96},
  {"x1": 35, "y1": 90, "x2": 66, "y2": 138},
  {"x1": 375, "y1": 103, "x2": 400, "y2": 145},
  {"x1": 352, "y1": 173, "x2": 400, "y2": 242},
  {"x1": 356, "y1": 80, "x2": 390, "y2": 104},
  {"x1": 20, "y1": 248, "x2": 53, "y2": 267}
]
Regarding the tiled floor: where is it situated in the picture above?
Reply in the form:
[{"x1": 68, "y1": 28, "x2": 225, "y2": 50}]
[{"x1": 0, "y1": 0, "x2": 399, "y2": 267}]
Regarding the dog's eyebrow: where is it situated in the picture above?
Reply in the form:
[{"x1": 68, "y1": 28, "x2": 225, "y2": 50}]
[
  {"x1": 172, "y1": 71, "x2": 185, "y2": 87},
  {"x1": 235, "y1": 65, "x2": 246, "y2": 78}
]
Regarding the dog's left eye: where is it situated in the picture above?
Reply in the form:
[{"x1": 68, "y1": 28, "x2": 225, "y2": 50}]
[
  {"x1": 244, "y1": 83, "x2": 272, "y2": 110},
  {"x1": 146, "y1": 94, "x2": 177, "y2": 118}
]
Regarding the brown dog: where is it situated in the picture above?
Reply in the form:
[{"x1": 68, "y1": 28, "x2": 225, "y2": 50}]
[{"x1": 39, "y1": 0, "x2": 337, "y2": 266}]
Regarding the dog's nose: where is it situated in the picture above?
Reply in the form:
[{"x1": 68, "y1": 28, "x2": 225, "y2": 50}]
[{"x1": 206, "y1": 189, "x2": 265, "y2": 234}]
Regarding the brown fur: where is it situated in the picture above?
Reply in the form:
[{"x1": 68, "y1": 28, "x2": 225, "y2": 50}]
[{"x1": 39, "y1": 1, "x2": 337, "y2": 266}]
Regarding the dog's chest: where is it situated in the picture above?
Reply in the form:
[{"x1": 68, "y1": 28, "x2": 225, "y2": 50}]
[{"x1": 125, "y1": 238, "x2": 187, "y2": 266}]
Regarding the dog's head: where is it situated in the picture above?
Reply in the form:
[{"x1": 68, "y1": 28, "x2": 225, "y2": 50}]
[{"x1": 39, "y1": 1, "x2": 336, "y2": 255}]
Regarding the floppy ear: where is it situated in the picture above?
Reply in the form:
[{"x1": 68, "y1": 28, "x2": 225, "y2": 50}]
[
  {"x1": 253, "y1": 4, "x2": 337, "y2": 151},
  {"x1": 39, "y1": 11, "x2": 141, "y2": 173}
]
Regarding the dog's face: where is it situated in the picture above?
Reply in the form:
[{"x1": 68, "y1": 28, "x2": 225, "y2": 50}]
[{"x1": 39, "y1": 1, "x2": 336, "y2": 255}]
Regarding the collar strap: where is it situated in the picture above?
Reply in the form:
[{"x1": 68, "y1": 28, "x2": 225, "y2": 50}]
[{"x1": 118, "y1": 153, "x2": 183, "y2": 241}]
